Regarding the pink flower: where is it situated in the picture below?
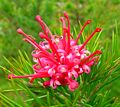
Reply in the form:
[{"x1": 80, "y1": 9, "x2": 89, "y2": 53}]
[{"x1": 8, "y1": 12, "x2": 102, "y2": 91}]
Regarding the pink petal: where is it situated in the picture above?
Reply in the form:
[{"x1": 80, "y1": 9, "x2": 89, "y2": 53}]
[
  {"x1": 68, "y1": 80, "x2": 79, "y2": 91},
  {"x1": 82, "y1": 65, "x2": 91, "y2": 74},
  {"x1": 71, "y1": 69, "x2": 78, "y2": 78}
]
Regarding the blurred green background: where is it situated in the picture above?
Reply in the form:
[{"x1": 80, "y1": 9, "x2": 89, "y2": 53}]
[{"x1": 0, "y1": 0, "x2": 120, "y2": 105}]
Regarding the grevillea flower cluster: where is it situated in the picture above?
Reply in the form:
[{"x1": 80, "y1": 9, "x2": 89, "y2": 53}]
[{"x1": 8, "y1": 12, "x2": 102, "y2": 91}]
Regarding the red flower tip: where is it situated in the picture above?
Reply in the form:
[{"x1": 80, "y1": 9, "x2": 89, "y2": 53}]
[
  {"x1": 86, "y1": 20, "x2": 92, "y2": 24},
  {"x1": 36, "y1": 15, "x2": 42, "y2": 22},
  {"x1": 43, "y1": 80, "x2": 50, "y2": 87},
  {"x1": 39, "y1": 32, "x2": 46, "y2": 38},
  {"x1": 60, "y1": 17, "x2": 64, "y2": 22},
  {"x1": 64, "y1": 11, "x2": 68, "y2": 18},
  {"x1": 8, "y1": 74, "x2": 14, "y2": 79},
  {"x1": 95, "y1": 50, "x2": 102, "y2": 54},
  {"x1": 17, "y1": 28, "x2": 24, "y2": 34},
  {"x1": 95, "y1": 28, "x2": 102, "y2": 32}
]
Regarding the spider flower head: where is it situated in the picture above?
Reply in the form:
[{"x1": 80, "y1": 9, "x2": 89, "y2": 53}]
[{"x1": 8, "y1": 12, "x2": 102, "y2": 91}]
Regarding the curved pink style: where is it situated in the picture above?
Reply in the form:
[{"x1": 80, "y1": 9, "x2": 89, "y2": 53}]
[{"x1": 8, "y1": 12, "x2": 102, "y2": 91}]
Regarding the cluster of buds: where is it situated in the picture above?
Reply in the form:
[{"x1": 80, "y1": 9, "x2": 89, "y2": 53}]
[{"x1": 8, "y1": 12, "x2": 102, "y2": 91}]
